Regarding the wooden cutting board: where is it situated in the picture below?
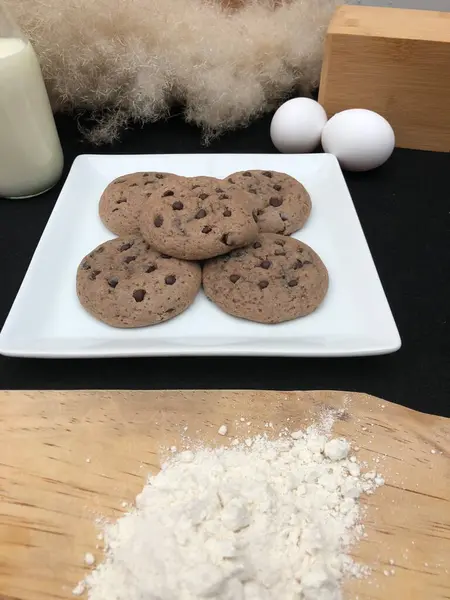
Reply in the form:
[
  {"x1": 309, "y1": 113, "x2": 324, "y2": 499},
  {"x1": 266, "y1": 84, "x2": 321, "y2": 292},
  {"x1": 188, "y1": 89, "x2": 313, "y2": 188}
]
[{"x1": 0, "y1": 390, "x2": 449, "y2": 600}]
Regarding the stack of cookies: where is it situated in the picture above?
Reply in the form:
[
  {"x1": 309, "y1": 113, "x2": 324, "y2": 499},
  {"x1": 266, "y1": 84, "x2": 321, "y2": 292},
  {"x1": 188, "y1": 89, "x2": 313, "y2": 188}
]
[{"x1": 76, "y1": 170, "x2": 328, "y2": 327}]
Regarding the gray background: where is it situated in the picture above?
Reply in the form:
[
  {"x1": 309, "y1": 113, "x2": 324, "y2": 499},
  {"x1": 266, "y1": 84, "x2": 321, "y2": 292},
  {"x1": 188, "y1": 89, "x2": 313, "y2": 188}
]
[{"x1": 352, "y1": 0, "x2": 449, "y2": 10}]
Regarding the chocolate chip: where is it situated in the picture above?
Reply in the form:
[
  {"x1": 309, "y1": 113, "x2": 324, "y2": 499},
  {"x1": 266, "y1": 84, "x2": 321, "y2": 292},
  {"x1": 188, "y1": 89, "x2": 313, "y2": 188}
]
[
  {"x1": 288, "y1": 279, "x2": 298, "y2": 287},
  {"x1": 172, "y1": 200, "x2": 184, "y2": 210},
  {"x1": 253, "y1": 241, "x2": 262, "y2": 249},
  {"x1": 81, "y1": 261, "x2": 91, "y2": 270},
  {"x1": 219, "y1": 194, "x2": 229, "y2": 200},
  {"x1": 262, "y1": 171, "x2": 272, "y2": 178},
  {"x1": 215, "y1": 187, "x2": 224, "y2": 193},
  {"x1": 146, "y1": 264, "x2": 157, "y2": 273},
  {"x1": 223, "y1": 209, "x2": 232, "y2": 217},
  {"x1": 119, "y1": 242, "x2": 133, "y2": 252},
  {"x1": 274, "y1": 249, "x2": 286, "y2": 256},
  {"x1": 154, "y1": 215, "x2": 163, "y2": 227},
  {"x1": 145, "y1": 243, "x2": 151, "y2": 250},
  {"x1": 228, "y1": 178, "x2": 235, "y2": 184},
  {"x1": 112, "y1": 208, "x2": 119, "y2": 212},
  {"x1": 273, "y1": 184, "x2": 282, "y2": 191},
  {"x1": 248, "y1": 187, "x2": 257, "y2": 194},
  {"x1": 155, "y1": 173, "x2": 165, "y2": 179},
  {"x1": 280, "y1": 213, "x2": 288, "y2": 221},
  {"x1": 243, "y1": 171, "x2": 252, "y2": 177},
  {"x1": 229, "y1": 274, "x2": 240, "y2": 283},
  {"x1": 202, "y1": 226, "x2": 212, "y2": 234},
  {"x1": 145, "y1": 192, "x2": 152, "y2": 197},
  {"x1": 108, "y1": 277, "x2": 119, "y2": 288},
  {"x1": 195, "y1": 209, "x2": 207, "y2": 219},
  {"x1": 89, "y1": 270, "x2": 101, "y2": 280},
  {"x1": 165, "y1": 275, "x2": 176, "y2": 285},
  {"x1": 274, "y1": 240, "x2": 285, "y2": 246},
  {"x1": 258, "y1": 280, "x2": 269, "y2": 289},
  {"x1": 260, "y1": 260, "x2": 271, "y2": 269},
  {"x1": 294, "y1": 260, "x2": 303, "y2": 269},
  {"x1": 163, "y1": 190, "x2": 174, "y2": 197},
  {"x1": 124, "y1": 255, "x2": 136, "y2": 264},
  {"x1": 129, "y1": 183, "x2": 138, "y2": 187},
  {"x1": 133, "y1": 289, "x2": 146, "y2": 302},
  {"x1": 198, "y1": 193, "x2": 209, "y2": 201},
  {"x1": 116, "y1": 197, "x2": 127, "y2": 203},
  {"x1": 269, "y1": 197, "x2": 283, "y2": 207}
]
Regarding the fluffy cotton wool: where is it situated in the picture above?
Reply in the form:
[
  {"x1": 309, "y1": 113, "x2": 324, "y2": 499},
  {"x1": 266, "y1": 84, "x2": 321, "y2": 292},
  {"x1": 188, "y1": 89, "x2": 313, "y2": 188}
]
[{"x1": 5, "y1": 0, "x2": 338, "y2": 143}]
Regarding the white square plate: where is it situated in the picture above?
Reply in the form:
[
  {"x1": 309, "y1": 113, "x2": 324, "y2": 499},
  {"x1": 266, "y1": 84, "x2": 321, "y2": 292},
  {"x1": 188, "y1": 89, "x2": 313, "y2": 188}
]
[{"x1": 0, "y1": 154, "x2": 401, "y2": 358}]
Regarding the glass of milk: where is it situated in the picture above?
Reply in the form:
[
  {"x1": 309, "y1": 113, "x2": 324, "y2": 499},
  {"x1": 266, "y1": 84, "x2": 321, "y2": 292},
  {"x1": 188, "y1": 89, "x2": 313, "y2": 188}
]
[{"x1": 0, "y1": 3, "x2": 64, "y2": 198}]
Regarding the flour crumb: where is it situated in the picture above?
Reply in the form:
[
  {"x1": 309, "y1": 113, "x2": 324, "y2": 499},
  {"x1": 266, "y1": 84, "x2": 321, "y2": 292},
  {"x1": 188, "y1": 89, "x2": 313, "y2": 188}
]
[
  {"x1": 84, "y1": 553, "x2": 95, "y2": 566},
  {"x1": 72, "y1": 581, "x2": 85, "y2": 596},
  {"x1": 240, "y1": 417, "x2": 245, "y2": 422},
  {"x1": 324, "y1": 438, "x2": 350, "y2": 461},
  {"x1": 218, "y1": 425, "x2": 228, "y2": 436},
  {"x1": 78, "y1": 413, "x2": 384, "y2": 600},
  {"x1": 431, "y1": 449, "x2": 437, "y2": 454},
  {"x1": 86, "y1": 458, "x2": 91, "y2": 463}
]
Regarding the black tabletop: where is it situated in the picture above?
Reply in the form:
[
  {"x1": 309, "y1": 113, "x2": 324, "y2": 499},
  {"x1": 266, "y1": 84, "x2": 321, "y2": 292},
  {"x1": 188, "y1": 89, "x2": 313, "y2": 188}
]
[{"x1": 0, "y1": 113, "x2": 449, "y2": 417}]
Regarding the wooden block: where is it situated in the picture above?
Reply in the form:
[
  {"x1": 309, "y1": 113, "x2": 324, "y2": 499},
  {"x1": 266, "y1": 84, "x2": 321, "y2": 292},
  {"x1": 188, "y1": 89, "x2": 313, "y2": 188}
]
[{"x1": 318, "y1": 5, "x2": 450, "y2": 152}]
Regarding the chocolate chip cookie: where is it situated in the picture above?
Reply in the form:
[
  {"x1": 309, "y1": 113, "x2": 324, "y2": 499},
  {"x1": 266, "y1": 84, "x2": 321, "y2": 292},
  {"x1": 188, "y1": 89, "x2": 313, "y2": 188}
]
[
  {"x1": 99, "y1": 172, "x2": 182, "y2": 236},
  {"x1": 202, "y1": 233, "x2": 328, "y2": 324},
  {"x1": 225, "y1": 170, "x2": 311, "y2": 235},
  {"x1": 77, "y1": 235, "x2": 201, "y2": 328},
  {"x1": 139, "y1": 176, "x2": 258, "y2": 260}
]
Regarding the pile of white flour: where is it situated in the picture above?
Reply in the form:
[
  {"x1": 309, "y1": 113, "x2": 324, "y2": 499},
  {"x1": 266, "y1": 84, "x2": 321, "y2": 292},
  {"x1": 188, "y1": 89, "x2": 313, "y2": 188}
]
[{"x1": 77, "y1": 419, "x2": 384, "y2": 600}]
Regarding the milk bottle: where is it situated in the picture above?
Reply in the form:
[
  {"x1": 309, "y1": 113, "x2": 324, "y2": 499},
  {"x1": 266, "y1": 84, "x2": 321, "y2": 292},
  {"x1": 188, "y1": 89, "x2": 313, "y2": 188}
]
[{"x1": 0, "y1": 4, "x2": 63, "y2": 198}]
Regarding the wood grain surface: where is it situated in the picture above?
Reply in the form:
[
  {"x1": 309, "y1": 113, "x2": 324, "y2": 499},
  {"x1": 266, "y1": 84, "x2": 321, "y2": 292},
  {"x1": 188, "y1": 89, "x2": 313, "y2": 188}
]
[
  {"x1": 319, "y1": 5, "x2": 450, "y2": 152},
  {"x1": 1, "y1": 390, "x2": 449, "y2": 600}
]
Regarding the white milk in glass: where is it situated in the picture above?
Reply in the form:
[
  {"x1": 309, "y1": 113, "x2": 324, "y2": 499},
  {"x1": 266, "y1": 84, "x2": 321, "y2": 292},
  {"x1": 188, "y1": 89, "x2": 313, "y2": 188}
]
[{"x1": 0, "y1": 36, "x2": 64, "y2": 198}]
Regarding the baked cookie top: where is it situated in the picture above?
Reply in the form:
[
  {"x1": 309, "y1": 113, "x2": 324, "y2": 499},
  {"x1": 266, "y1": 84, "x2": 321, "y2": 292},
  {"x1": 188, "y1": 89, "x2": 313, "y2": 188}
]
[
  {"x1": 225, "y1": 170, "x2": 311, "y2": 235},
  {"x1": 99, "y1": 172, "x2": 182, "y2": 236},
  {"x1": 202, "y1": 233, "x2": 328, "y2": 324},
  {"x1": 76, "y1": 235, "x2": 201, "y2": 328},
  {"x1": 139, "y1": 176, "x2": 258, "y2": 260}
]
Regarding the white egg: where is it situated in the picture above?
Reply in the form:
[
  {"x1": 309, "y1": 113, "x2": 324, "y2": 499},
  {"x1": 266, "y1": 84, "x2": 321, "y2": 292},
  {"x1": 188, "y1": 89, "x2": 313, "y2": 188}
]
[
  {"x1": 321, "y1": 109, "x2": 395, "y2": 172},
  {"x1": 270, "y1": 98, "x2": 328, "y2": 153}
]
